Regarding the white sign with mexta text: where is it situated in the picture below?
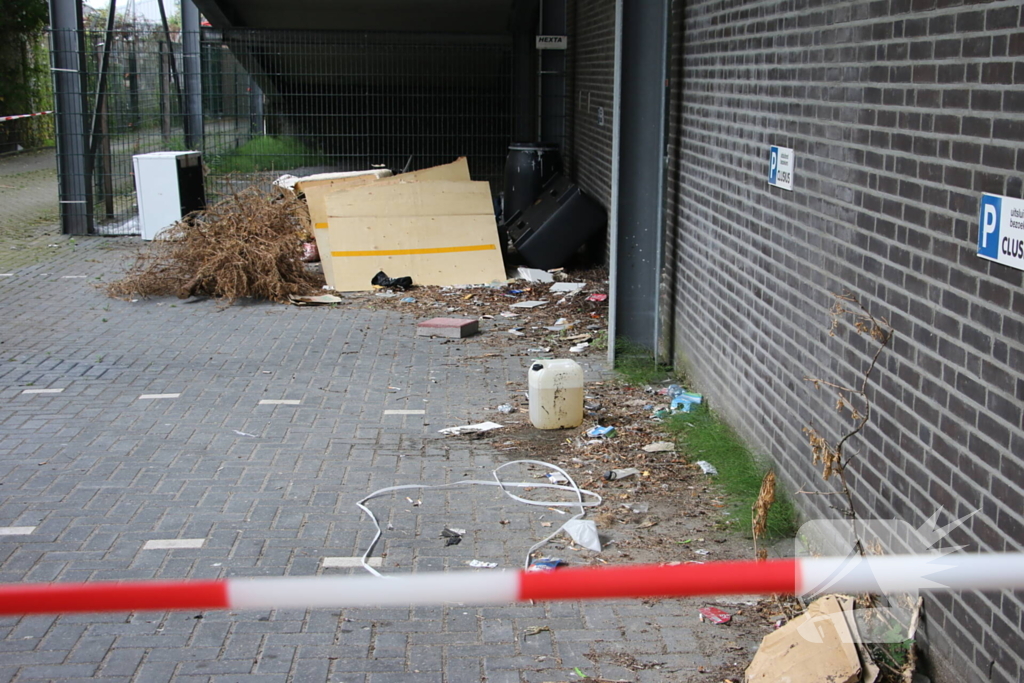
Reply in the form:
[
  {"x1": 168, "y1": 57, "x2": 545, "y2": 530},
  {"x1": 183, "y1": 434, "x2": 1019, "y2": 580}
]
[
  {"x1": 768, "y1": 146, "x2": 794, "y2": 191},
  {"x1": 978, "y1": 193, "x2": 1024, "y2": 272}
]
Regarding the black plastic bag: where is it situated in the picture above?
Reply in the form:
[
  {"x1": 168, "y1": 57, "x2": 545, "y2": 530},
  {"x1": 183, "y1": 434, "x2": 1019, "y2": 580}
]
[{"x1": 371, "y1": 270, "x2": 413, "y2": 291}]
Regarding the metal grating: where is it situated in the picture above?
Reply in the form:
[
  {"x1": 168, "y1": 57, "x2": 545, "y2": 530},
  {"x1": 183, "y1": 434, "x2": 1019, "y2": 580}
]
[{"x1": 56, "y1": 23, "x2": 514, "y2": 234}]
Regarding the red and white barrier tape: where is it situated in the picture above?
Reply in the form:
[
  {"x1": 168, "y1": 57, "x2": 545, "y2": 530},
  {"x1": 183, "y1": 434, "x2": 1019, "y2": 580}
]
[
  {"x1": 0, "y1": 111, "x2": 54, "y2": 123},
  {"x1": 0, "y1": 554, "x2": 1021, "y2": 615}
]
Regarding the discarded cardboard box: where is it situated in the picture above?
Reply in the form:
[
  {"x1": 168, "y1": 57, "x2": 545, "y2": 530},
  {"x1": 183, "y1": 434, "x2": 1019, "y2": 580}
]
[
  {"x1": 745, "y1": 595, "x2": 862, "y2": 683},
  {"x1": 299, "y1": 158, "x2": 470, "y2": 289},
  {"x1": 325, "y1": 178, "x2": 505, "y2": 291}
]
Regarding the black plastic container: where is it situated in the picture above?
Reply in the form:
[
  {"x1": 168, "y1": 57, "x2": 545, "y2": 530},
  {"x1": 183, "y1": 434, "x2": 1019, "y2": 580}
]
[
  {"x1": 507, "y1": 173, "x2": 607, "y2": 270},
  {"x1": 502, "y1": 142, "x2": 563, "y2": 223}
]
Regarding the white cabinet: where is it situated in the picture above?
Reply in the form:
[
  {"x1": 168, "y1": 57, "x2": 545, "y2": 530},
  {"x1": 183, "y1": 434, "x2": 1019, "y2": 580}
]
[{"x1": 132, "y1": 151, "x2": 206, "y2": 240}]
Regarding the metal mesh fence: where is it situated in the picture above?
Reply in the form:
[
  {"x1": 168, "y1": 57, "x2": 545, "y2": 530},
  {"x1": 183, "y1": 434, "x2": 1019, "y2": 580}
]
[{"x1": 56, "y1": 21, "x2": 514, "y2": 235}]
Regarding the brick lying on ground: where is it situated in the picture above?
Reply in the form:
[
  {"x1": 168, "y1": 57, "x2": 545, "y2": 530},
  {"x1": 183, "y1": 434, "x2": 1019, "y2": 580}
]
[{"x1": 416, "y1": 317, "x2": 479, "y2": 338}]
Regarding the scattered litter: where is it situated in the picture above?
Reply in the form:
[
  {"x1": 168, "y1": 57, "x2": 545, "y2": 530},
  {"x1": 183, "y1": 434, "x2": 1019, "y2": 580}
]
[
  {"x1": 354, "y1": 460, "x2": 602, "y2": 577},
  {"x1": 638, "y1": 518, "x2": 659, "y2": 529},
  {"x1": 509, "y1": 300, "x2": 549, "y2": 308},
  {"x1": 497, "y1": 404, "x2": 517, "y2": 414},
  {"x1": 561, "y1": 519, "x2": 602, "y2": 551},
  {"x1": 694, "y1": 549, "x2": 711, "y2": 556},
  {"x1": 745, "y1": 596, "x2": 862, "y2": 682},
  {"x1": 545, "y1": 472, "x2": 569, "y2": 485},
  {"x1": 509, "y1": 328, "x2": 526, "y2": 337},
  {"x1": 586, "y1": 293, "x2": 608, "y2": 302},
  {"x1": 517, "y1": 267, "x2": 554, "y2": 283},
  {"x1": 622, "y1": 503, "x2": 649, "y2": 514},
  {"x1": 569, "y1": 342, "x2": 590, "y2": 353},
  {"x1": 565, "y1": 333, "x2": 592, "y2": 342},
  {"x1": 400, "y1": 297, "x2": 416, "y2": 303},
  {"x1": 500, "y1": 312, "x2": 519, "y2": 318},
  {"x1": 586, "y1": 426, "x2": 617, "y2": 438},
  {"x1": 467, "y1": 560, "x2": 498, "y2": 569},
  {"x1": 300, "y1": 241, "x2": 320, "y2": 263},
  {"x1": 550, "y1": 282, "x2": 585, "y2": 294},
  {"x1": 527, "y1": 347, "x2": 551, "y2": 353},
  {"x1": 604, "y1": 467, "x2": 641, "y2": 481},
  {"x1": 696, "y1": 460, "x2": 719, "y2": 475},
  {"x1": 440, "y1": 528, "x2": 464, "y2": 546},
  {"x1": 371, "y1": 270, "x2": 413, "y2": 291},
  {"x1": 642, "y1": 441, "x2": 675, "y2": 453},
  {"x1": 527, "y1": 558, "x2": 566, "y2": 572},
  {"x1": 544, "y1": 324, "x2": 569, "y2": 332},
  {"x1": 288, "y1": 294, "x2": 342, "y2": 305},
  {"x1": 438, "y1": 421, "x2": 503, "y2": 435},
  {"x1": 698, "y1": 606, "x2": 732, "y2": 624},
  {"x1": 540, "y1": 522, "x2": 554, "y2": 527},
  {"x1": 406, "y1": 497, "x2": 422, "y2": 506},
  {"x1": 232, "y1": 430, "x2": 257, "y2": 438},
  {"x1": 522, "y1": 625, "x2": 552, "y2": 636}
]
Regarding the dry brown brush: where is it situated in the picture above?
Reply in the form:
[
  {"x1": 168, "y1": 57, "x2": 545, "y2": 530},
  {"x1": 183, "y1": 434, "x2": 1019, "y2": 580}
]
[{"x1": 106, "y1": 188, "x2": 321, "y2": 304}]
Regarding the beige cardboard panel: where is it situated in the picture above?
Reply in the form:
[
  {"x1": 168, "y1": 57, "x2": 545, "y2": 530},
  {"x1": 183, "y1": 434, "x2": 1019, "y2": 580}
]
[
  {"x1": 301, "y1": 158, "x2": 471, "y2": 288},
  {"x1": 325, "y1": 180, "x2": 493, "y2": 218},
  {"x1": 370, "y1": 157, "x2": 470, "y2": 185},
  {"x1": 330, "y1": 243, "x2": 506, "y2": 291},
  {"x1": 327, "y1": 212, "x2": 505, "y2": 291},
  {"x1": 328, "y1": 215, "x2": 500, "y2": 252}
]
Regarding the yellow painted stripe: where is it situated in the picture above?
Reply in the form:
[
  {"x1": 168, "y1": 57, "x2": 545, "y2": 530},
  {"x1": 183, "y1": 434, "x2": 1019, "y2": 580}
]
[
  {"x1": 332, "y1": 244, "x2": 496, "y2": 258},
  {"x1": 315, "y1": 222, "x2": 328, "y2": 229}
]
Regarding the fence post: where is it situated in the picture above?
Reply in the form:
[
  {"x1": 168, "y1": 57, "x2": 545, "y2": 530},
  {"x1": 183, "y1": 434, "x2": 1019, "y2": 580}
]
[
  {"x1": 182, "y1": 0, "x2": 203, "y2": 150},
  {"x1": 48, "y1": 0, "x2": 93, "y2": 235}
]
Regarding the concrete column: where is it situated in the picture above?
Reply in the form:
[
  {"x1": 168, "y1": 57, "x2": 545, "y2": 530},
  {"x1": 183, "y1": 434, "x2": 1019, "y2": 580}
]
[{"x1": 48, "y1": 0, "x2": 93, "y2": 235}]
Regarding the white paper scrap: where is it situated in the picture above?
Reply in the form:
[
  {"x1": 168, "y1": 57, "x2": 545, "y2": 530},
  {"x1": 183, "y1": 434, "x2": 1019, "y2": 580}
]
[
  {"x1": 550, "y1": 283, "x2": 585, "y2": 293},
  {"x1": 509, "y1": 300, "x2": 549, "y2": 309},
  {"x1": 438, "y1": 421, "x2": 503, "y2": 436},
  {"x1": 467, "y1": 560, "x2": 498, "y2": 569},
  {"x1": 517, "y1": 267, "x2": 554, "y2": 283}
]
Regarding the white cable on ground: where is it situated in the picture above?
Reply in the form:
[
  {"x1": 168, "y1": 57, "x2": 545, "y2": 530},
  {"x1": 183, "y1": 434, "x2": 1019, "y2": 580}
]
[{"x1": 355, "y1": 459, "x2": 602, "y2": 577}]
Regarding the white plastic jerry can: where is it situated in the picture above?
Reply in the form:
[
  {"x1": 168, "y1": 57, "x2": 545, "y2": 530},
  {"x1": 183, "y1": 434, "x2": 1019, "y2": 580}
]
[{"x1": 528, "y1": 359, "x2": 584, "y2": 429}]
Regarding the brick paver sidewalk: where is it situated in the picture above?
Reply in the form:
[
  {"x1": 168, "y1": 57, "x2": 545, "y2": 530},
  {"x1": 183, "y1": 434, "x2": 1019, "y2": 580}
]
[{"x1": 0, "y1": 235, "x2": 748, "y2": 682}]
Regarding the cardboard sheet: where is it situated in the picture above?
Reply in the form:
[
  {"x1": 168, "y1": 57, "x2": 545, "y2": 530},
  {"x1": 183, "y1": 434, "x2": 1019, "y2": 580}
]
[
  {"x1": 325, "y1": 179, "x2": 505, "y2": 291},
  {"x1": 302, "y1": 158, "x2": 471, "y2": 288}
]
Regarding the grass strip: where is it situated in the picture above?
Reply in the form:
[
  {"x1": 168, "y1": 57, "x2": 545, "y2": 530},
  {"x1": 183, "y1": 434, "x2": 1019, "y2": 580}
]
[{"x1": 663, "y1": 407, "x2": 796, "y2": 539}]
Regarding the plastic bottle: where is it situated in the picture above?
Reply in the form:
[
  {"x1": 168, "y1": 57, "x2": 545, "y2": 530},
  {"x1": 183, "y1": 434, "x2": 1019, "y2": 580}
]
[{"x1": 528, "y1": 359, "x2": 584, "y2": 429}]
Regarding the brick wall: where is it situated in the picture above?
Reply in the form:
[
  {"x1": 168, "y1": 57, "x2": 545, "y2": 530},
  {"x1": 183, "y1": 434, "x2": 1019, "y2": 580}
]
[
  {"x1": 666, "y1": 1, "x2": 1024, "y2": 681},
  {"x1": 568, "y1": 0, "x2": 616, "y2": 209}
]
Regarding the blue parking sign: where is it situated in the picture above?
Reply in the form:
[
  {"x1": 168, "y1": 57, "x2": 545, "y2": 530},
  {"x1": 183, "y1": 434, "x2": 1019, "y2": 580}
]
[
  {"x1": 978, "y1": 194, "x2": 1002, "y2": 259},
  {"x1": 768, "y1": 147, "x2": 779, "y2": 184}
]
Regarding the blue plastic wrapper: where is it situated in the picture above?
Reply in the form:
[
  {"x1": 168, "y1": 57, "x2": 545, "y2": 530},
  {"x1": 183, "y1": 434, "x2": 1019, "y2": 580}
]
[
  {"x1": 586, "y1": 425, "x2": 616, "y2": 438},
  {"x1": 528, "y1": 557, "x2": 566, "y2": 572}
]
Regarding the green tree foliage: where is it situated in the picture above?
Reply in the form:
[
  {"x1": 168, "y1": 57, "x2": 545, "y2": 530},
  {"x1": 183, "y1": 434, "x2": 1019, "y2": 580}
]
[
  {"x1": 0, "y1": 0, "x2": 49, "y2": 34},
  {"x1": 0, "y1": 0, "x2": 53, "y2": 149}
]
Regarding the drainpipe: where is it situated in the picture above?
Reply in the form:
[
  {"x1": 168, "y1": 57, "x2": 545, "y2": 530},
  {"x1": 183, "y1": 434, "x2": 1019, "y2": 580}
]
[{"x1": 606, "y1": 0, "x2": 623, "y2": 366}]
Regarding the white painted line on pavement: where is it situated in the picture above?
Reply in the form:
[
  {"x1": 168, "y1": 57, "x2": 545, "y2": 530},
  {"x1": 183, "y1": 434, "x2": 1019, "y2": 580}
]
[
  {"x1": 143, "y1": 539, "x2": 205, "y2": 550},
  {"x1": 0, "y1": 527, "x2": 36, "y2": 535},
  {"x1": 259, "y1": 399, "x2": 300, "y2": 405},
  {"x1": 62, "y1": 275, "x2": 87, "y2": 279},
  {"x1": 384, "y1": 410, "x2": 426, "y2": 415},
  {"x1": 323, "y1": 557, "x2": 382, "y2": 568},
  {"x1": 139, "y1": 393, "x2": 181, "y2": 400},
  {"x1": 22, "y1": 388, "x2": 64, "y2": 394}
]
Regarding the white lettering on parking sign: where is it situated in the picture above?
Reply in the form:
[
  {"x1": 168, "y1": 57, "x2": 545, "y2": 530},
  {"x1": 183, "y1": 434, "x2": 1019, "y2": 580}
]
[
  {"x1": 768, "y1": 146, "x2": 794, "y2": 191},
  {"x1": 978, "y1": 193, "x2": 1024, "y2": 272}
]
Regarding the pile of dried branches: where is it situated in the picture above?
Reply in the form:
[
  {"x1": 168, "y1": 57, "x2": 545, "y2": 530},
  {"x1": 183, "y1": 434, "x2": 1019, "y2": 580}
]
[{"x1": 107, "y1": 188, "x2": 321, "y2": 304}]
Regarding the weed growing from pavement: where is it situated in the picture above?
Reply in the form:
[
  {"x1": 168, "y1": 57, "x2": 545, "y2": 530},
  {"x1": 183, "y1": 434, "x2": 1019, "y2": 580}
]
[{"x1": 663, "y1": 408, "x2": 796, "y2": 540}]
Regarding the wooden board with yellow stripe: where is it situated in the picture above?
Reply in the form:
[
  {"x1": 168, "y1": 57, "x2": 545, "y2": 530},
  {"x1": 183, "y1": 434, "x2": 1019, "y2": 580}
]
[
  {"x1": 300, "y1": 158, "x2": 471, "y2": 288},
  {"x1": 325, "y1": 179, "x2": 505, "y2": 291}
]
